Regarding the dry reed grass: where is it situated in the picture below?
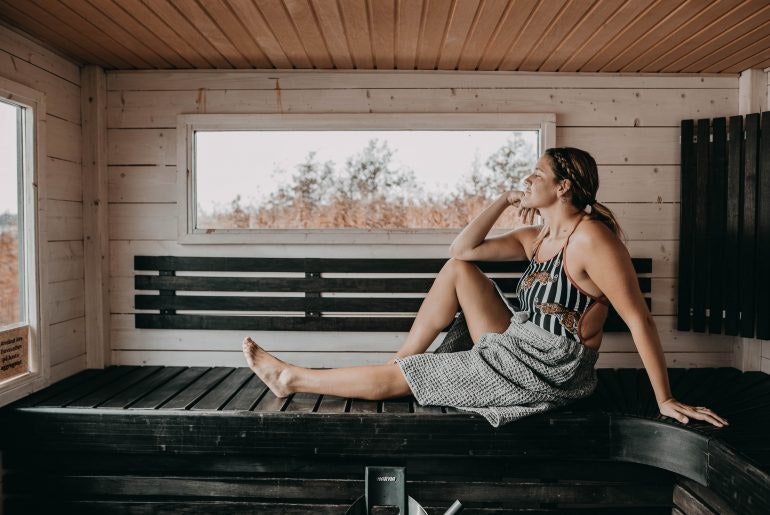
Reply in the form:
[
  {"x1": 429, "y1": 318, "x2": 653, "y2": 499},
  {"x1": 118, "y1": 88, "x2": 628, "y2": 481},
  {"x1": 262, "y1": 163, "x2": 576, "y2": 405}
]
[
  {"x1": 199, "y1": 195, "x2": 523, "y2": 230},
  {"x1": 0, "y1": 230, "x2": 19, "y2": 326}
]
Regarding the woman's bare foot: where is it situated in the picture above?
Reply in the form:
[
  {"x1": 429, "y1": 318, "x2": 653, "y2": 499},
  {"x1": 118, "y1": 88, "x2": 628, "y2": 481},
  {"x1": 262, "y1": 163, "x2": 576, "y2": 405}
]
[{"x1": 242, "y1": 337, "x2": 293, "y2": 397}]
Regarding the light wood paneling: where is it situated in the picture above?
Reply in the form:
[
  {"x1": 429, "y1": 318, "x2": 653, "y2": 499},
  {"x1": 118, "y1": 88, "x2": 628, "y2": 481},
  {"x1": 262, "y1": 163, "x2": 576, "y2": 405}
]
[
  {"x1": 0, "y1": 17, "x2": 79, "y2": 83},
  {"x1": 111, "y1": 349, "x2": 734, "y2": 369},
  {"x1": 104, "y1": 70, "x2": 740, "y2": 369},
  {"x1": 108, "y1": 239, "x2": 677, "y2": 278},
  {"x1": 0, "y1": 47, "x2": 80, "y2": 123},
  {"x1": 110, "y1": 314, "x2": 735, "y2": 354},
  {"x1": 47, "y1": 115, "x2": 80, "y2": 163},
  {"x1": 47, "y1": 157, "x2": 81, "y2": 202},
  {"x1": 47, "y1": 199, "x2": 83, "y2": 241},
  {"x1": 0, "y1": 23, "x2": 84, "y2": 403},
  {"x1": 49, "y1": 316, "x2": 85, "y2": 365},
  {"x1": 106, "y1": 87, "x2": 736, "y2": 129},
  {"x1": 107, "y1": 164, "x2": 679, "y2": 205},
  {"x1": 106, "y1": 71, "x2": 739, "y2": 91},
  {"x1": 47, "y1": 241, "x2": 84, "y2": 283},
  {"x1": 47, "y1": 278, "x2": 85, "y2": 325}
]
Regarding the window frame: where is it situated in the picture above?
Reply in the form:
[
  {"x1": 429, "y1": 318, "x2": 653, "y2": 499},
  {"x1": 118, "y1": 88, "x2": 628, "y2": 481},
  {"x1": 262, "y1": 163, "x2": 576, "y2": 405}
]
[
  {"x1": 177, "y1": 113, "x2": 556, "y2": 245},
  {"x1": 0, "y1": 76, "x2": 48, "y2": 405}
]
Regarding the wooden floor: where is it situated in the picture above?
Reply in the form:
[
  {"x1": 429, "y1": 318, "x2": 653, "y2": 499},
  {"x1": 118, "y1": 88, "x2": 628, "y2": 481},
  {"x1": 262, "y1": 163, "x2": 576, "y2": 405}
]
[{"x1": 1, "y1": 365, "x2": 769, "y2": 514}]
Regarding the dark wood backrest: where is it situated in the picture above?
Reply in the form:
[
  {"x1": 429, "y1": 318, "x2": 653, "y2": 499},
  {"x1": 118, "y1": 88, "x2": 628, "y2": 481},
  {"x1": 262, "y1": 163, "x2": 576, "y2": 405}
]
[{"x1": 134, "y1": 256, "x2": 652, "y2": 332}]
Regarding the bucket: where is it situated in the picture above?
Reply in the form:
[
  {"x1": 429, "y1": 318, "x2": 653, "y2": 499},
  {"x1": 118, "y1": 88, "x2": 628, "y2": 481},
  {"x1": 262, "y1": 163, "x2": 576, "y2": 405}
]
[{"x1": 345, "y1": 466, "x2": 463, "y2": 515}]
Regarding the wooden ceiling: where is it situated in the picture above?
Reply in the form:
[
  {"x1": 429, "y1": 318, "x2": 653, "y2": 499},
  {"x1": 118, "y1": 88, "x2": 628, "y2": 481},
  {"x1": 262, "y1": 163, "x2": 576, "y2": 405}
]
[{"x1": 0, "y1": 0, "x2": 769, "y2": 73}]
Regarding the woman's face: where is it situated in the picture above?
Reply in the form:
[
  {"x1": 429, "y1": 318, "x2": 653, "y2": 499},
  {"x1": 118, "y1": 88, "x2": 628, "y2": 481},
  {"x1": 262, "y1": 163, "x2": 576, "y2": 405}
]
[{"x1": 521, "y1": 155, "x2": 562, "y2": 208}]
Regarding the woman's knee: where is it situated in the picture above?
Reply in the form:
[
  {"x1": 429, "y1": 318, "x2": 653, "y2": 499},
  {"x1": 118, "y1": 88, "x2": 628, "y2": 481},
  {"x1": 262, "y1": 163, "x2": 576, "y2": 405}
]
[{"x1": 442, "y1": 257, "x2": 481, "y2": 281}]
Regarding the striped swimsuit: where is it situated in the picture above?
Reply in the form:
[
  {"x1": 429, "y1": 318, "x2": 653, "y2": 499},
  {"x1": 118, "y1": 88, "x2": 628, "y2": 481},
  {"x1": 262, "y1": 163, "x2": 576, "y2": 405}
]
[{"x1": 516, "y1": 216, "x2": 609, "y2": 345}]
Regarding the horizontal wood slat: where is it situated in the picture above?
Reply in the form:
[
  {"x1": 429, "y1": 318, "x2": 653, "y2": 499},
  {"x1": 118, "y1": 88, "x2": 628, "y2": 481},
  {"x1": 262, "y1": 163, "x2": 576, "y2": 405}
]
[
  {"x1": 135, "y1": 256, "x2": 653, "y2": 274},
  {"x1": 1, "y1": 1, "x2": 769, "y2": 73}
]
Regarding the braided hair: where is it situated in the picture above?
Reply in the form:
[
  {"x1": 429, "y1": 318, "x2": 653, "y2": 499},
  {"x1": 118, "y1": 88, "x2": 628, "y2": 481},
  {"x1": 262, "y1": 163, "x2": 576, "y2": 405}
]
[{"x1": 539, "y1": 147, "x2": 626, "y2": 243}]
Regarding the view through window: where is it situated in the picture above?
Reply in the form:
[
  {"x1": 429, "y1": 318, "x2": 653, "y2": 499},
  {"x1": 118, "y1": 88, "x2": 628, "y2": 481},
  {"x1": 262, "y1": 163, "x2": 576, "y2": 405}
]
[
  {"x1": 195, "y1": 130, "x2": 539, "y2": 231},
  {"x1": 0, "y1": 97, "x2": 29, "y2": 384},
  {"x1": 0, "y1": 99, "x2": 22, "y2": 328}
]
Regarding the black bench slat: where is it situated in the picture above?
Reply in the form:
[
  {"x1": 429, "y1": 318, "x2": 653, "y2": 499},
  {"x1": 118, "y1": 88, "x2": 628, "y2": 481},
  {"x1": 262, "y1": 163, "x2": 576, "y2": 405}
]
[
  {"x1": 135, "y1": 313, "x2": 637, "y2": 332},
  {"x1": 413, "y1": 403, "x2": 443, "y2": 414},
  {"x1": 9, "y1": 369, "x2": 105, "y2": 408},
  {"x1": 35, "y1": 366, "x2": 138, "y2": 408},
  {"x1": 99, "y1": 366, "x2": 187, "y2": 409},
  {"x1": 349, "y1": 398, "x2": 378, "y2": 413},
  {"x1": 129, "y1": 367, "x2": 210, "y2": 409},
  {"x1": 221, "y1": 375, "x2": 268, "y2": 411},
  {"x1": 674, "y1": 368, "x2": 724, "y2": 407},
  {"x1": 253, "y1": 390, "x2": 291, "y2": 411},
  {"x1": 135, "y1": 255, "x2": 652, "y2": 274},
  {"x1": 135, "y1": 274, "x2": 650, "y2": 295},
  {"x1": 284, "y1": 393, "x2": 321, "y2": 412},
  {"x1": 161, "y1": 367, "x2": 234, "y2": 410},
  {"x1": 382, "y1": 396, "x2": 411, "y2": 413},
  {"x1": 67, "y1": 366, "x2": 164, "y2": 408},
  {"x1": 137, "y1": 294, "x2": 523, "y2": 313},
  {"x1": 316, "y1": 395, "x2": 349, "y2": 413},
  {"x1": 596, "y1": 368, "x2": 626, "y2": 412},
  {"x1": 191, "y1": 368, "x2": 254, "y2": 411}
]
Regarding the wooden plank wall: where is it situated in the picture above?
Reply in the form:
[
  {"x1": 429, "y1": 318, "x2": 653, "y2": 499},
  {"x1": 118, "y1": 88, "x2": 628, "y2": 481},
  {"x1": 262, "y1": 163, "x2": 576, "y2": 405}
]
[
  {"x1": 107, "y1": 70, "x2": 743, "y2": 369},
  {"x1": 0, "y1": 24, "x2": 84, "y2": 383}
]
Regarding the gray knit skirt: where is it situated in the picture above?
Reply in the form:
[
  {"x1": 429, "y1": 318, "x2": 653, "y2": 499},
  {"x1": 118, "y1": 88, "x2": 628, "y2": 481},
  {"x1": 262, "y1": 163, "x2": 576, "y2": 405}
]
[{"x1": 395, "y1": 284, "x2": 600, "y2": 428}]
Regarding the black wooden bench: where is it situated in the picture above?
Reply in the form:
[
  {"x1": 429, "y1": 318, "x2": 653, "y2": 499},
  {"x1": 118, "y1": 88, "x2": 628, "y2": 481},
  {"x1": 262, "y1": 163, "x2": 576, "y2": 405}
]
[{"x1": 0, "y1": 255, "x2": 768, "y2": 514}]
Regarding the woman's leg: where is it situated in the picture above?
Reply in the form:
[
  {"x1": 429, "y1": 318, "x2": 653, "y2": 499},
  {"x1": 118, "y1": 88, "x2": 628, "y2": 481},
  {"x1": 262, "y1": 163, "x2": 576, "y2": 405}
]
[
  {"x1": 243, "y1": 337, "x2": 411, "y2": 400},
  {"x1": 390, "y1": 258, "x2": 513, "y2": 360},
  {"x1": 241, "y1": 258, "x2": 512, "y2": 400}
]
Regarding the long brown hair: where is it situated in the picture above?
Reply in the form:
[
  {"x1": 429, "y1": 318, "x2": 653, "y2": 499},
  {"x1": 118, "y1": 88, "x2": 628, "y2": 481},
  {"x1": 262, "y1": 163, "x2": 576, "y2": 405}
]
[{"x1": 533, "y1": 147, "x2": 626, "y2": 249}]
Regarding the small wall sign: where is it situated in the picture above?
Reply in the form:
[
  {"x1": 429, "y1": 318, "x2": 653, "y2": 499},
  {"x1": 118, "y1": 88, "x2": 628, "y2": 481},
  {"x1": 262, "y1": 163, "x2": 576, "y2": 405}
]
[{"x1": 0, "y1": 325, "x2": 28, "y2": 382}]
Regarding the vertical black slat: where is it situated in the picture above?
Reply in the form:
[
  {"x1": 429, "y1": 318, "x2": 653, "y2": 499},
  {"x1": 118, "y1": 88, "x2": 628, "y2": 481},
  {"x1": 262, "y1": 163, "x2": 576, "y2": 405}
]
[
  {"x1": 692, "y1": 118, "x2": 711, "y2": 332},
  {"x1": 741, "y1": 113, "x2": 760, "y2": 337},
  {"x1": 724, "y1": 116, "x2": 744, "y2": 335},
  {"x1": 756, "y1": 111, "x2": 770, "y2": 340},
  {"x1": 305, "y1": 257, "x2": 322, "y2": 320},
  {"x1": 678, "y1": 119, "x2": 696, "y2": 331},
  {"x1": 159, "y1": 270, "x2": 176, "y2": 315},
  {"x1": 708, "y1": 118, "x2": 727, "y2": 334}
]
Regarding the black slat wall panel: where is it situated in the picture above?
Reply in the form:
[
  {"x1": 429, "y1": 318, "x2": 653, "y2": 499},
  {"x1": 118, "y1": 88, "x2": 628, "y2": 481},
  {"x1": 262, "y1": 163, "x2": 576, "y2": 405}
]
[
  {"x1": 741, "y1": 114, "x2": 759, "y2": 337},
  {"x1": 692, "y1": 119, "x2": 711, "y2": 331},
  {"x1": 134, "y1": 257, "x2": 652, "y2": 333},
  {"x1": 677, "y1": 120, "x2": 695, "y2": 331},
  {"x1": 708, "y1": 118, "x2": 727, "y2": 335},
  {"x1": 725, "y1": 116, "x2": 743, "y2": 335},
  {"x1": 680, "y1": 111, "x2": 769, "y2": 340},
  {"x1": 757, "y1": 112, "x2": 770, "y2": 340}
]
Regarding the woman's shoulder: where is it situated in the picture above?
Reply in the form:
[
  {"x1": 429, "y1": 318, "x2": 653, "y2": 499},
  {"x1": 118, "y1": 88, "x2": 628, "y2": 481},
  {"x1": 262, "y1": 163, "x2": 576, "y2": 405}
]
[{"x1": 572, "y1": 216, "x2": 625, "y2": 251}]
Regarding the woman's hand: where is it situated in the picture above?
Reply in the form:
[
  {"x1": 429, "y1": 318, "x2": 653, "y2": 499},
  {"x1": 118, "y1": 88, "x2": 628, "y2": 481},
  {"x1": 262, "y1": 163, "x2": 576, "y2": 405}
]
[
  {"x1": 506, "y1": 190, "x2": 539, "y2": 226},
  {"x1": 658, "y1": 397, "x2": 729, "y2": 427}
]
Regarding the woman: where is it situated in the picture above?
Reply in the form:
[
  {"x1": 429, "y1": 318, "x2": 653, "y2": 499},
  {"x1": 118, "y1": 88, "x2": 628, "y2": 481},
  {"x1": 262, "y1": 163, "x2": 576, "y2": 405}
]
[{"x1": 242, "y1": 147, "x2": 728, "y2": 429}]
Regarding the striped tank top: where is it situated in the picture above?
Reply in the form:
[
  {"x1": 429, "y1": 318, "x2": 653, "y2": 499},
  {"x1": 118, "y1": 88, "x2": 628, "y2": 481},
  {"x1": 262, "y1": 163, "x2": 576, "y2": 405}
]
[{"x1": 515, "y1": 215, "x2": 609, "y2": 344}]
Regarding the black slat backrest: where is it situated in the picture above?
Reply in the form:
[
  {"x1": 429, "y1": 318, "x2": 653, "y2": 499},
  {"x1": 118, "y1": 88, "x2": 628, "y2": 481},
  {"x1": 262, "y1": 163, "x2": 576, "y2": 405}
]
[
  {"x1": 134, "y1": 256, "x2": 652, "y2": 332},
  {"x1": 679, "y1": 112, "x2": 770, "y2": 341}
]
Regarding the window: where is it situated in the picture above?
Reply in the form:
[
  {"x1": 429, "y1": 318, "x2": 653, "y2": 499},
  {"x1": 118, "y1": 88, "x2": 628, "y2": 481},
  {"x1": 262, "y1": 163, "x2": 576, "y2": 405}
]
[
  {"x1": 178, "y1": 114, "x2": 555, "y2": 244},
  {"x1": 0, "y1": 77, "x2": 45, "y2": 402}
]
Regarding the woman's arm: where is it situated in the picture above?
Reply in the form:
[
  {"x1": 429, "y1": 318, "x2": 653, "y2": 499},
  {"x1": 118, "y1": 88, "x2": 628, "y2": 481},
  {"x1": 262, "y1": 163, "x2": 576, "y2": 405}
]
[
  {"x1": 578, "y1": 224, "x2": 729, "y2": 428},
  {"x1": 449, "y1": 192, "x2": 537, "y2": 262}
]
